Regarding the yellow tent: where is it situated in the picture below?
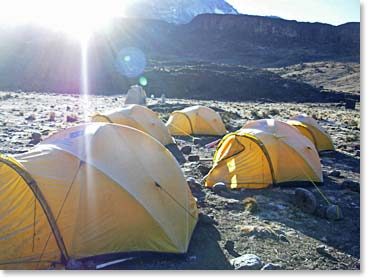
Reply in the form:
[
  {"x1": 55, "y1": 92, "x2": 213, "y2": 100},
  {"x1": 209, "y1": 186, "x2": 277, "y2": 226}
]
[
  {"x1": 206, "y1": 119, "x2": 322, "y2": 189},
  {"x1": 166, "y1": 106, "x2": 227, "y2": 136},
  {"x1": 0, "y1": 123, "x2": 198, "y2": 269},
  {"x1": 287, "y1": 114, "x2": 335, "y2": 152},
  {"x1": 91, "y1": 104, "x2": 174, "y2": 146}
]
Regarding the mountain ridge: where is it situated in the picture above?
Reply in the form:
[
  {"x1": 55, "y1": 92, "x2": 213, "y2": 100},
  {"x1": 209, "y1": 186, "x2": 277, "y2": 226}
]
[{"x1": 0, "y1": 14, "x2": 360, "y2": 99}]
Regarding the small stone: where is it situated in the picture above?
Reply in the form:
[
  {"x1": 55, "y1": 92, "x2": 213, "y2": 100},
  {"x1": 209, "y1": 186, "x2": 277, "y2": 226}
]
[
  {"x1": 186, "y1": 177, "x2": 200, "y2": 190},
  {"x1": 25, "y1": 114, "x2": 36, "y2": 121},
  {"x1": 242, "y1": 197, "x2": 258, "y2": 213},
  {"x1": 31, "y1": 132, "x2": 42, "y2": 141},
  {"x1": 316, "y1": 244, "x2": 327, "y2": 255},
  {"x1": 212, "y1": 182, "x2": 228, "y2": 194},
  {"x1": 295, "y1": 188, "x2": 318, "y2": 214},
  {"x1": 186, "y1": 177, "x2": 196, "y2": 186},
  {"x1": 261, "y1": 263, "x2": 283, "y2": 270},
  {"x1": 328, "y1": 170, "x2": 341, "y2": 177},
  {"x1": 66, "y1": 114, "x2": 78, "y2": 123},
  {"x1": 342, "y1": 180, "x2": 359, "y2": 192},
  {"x1": 193, "y1": 138, "x2": 202, "y2": 145},
  {"x1": 188, "y1": 155, "x2": 200, "y2": 162},
  {"x1": 240, "y1": 225, "x2": 255, "y2": 234},
  {"x1": 180, "y1": 145, "x2": 192, "y2": 155},
  {"x1": 197, "y1": 164, "x2": 210, "y2": 176},
  {"x1": 30, "y1": 132, "x2": 42, "y2": 144},
  {"x1": 278, "y1": 234, "x2": 289, "y2": 243},
  {"x1": 326, "y1": 204, "x2": 343, "y2": 220},
  {"x1": 230, "y1": 254, "x2": 263, "y2": 270}
]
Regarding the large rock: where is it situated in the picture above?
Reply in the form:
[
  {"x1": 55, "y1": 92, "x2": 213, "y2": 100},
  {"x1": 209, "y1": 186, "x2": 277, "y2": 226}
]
[
  {"x1": 295, "y1": 188, "x2": 318, "y2": 214},
  {"x1": 230, "y1": 254, "x2": 263, "y2": 270},
  {"x1": 326, "y1": 204, "x2": 343, "y2": 220}
]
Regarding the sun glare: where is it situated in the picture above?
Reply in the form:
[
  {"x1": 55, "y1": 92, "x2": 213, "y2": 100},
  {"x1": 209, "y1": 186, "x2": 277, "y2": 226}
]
[{"x1": 0, "y1": 0, "x2": 124, "y2": 40}]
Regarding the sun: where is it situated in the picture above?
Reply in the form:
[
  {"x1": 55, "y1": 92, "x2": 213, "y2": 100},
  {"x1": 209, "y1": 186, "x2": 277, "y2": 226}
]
[{"x1": 0, "y1": 0, "x2": 124, "y2": 41}]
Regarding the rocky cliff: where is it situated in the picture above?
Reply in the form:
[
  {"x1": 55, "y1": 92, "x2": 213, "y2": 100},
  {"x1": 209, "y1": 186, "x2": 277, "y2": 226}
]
[{"x1": 0, "y1": 14, "x2": 360, "y2": 98}]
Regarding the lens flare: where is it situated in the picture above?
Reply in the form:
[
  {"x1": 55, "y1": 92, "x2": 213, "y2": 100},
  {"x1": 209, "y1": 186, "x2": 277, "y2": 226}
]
[
  {"x1": 115, "y1": 47, "x2": 147, "y2": 78},
  {"x1": 139, "y1": 76, "x2": 148, "y2": 86}
]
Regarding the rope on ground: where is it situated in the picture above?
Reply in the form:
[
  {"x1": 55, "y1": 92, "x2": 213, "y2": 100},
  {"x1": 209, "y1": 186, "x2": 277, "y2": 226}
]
[{"x1": 286, "y1": 145, "x2": 331, "y2": 205}]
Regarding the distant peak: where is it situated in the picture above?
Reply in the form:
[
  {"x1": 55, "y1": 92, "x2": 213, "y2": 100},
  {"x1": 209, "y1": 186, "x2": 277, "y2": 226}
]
[{"x1": 123, "y1": 0, "x2": 238, "y2": 24}]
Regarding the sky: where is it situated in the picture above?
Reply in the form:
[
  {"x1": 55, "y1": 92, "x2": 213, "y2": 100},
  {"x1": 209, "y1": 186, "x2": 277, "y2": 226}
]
[{"x1": 226, "y1": 0, "x2": 360, "y2": 26}]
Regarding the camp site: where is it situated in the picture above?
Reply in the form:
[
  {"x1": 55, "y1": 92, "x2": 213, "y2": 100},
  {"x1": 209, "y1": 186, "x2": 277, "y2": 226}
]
[{"x1": 0, "y1": 0, "x2": 361, "y2": 272}]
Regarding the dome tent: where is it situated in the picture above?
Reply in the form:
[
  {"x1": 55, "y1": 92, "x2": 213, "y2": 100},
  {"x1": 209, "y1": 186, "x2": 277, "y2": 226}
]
[
  {"x1": 166, "y1": 106, "x2": 227, "y2": 136},
  {"x1": 92, "y1": 105, "x2": 174, "y2": 146},
  {"x1": 205, "y1": 119, "x2": 322, "y2": 189},
  {"x1": 0, "y1": 123, "x2": 198, "y2": 269},
  {"x1": 125, "y1": 85, "x2": 147, "y2": 105},
  {"x1": 287, "y1": 114, "x2": 335, "y2": 152},
  {"x1": 91, "y1": 105, "x2": 185, "y2": 164}
]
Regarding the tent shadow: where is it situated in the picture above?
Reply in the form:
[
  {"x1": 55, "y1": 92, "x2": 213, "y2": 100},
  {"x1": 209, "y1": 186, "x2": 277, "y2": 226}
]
[{"x1": 104, "y1": 220, "x2": 232, "y2": 270}]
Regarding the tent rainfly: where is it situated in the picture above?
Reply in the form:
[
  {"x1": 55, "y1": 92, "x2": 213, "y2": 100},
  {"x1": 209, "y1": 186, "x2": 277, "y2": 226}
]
[
  {"x1": 91, "y1": 105, "x2": 185, "y2": 164},
  {"x1": 287, "y1": 114, "x2": 335, "y2": 152},
  {"x1": 205, "y1": 119, "x2": 322, "y2": 189},
  {"x1": 92, "y1": 105, "x2": 174, "y2": 146},
  {"x1": 0, "y1": 123, "x2": 198, "y2": 269},
  {"x1": 166, "y1": 106, "x2": 227, "y2": 136}
]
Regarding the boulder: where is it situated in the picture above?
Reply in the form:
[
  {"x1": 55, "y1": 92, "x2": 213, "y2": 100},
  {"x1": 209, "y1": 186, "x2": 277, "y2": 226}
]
[
  {"x1": 295, "y1": 188, "x2": 318, "y2": 214},
  {"x1": 230, "y1": 254, "x2": 263, "y2": 270},
  {"x1": 326, "y1": 204, "x2": 343, "y2": 220}
]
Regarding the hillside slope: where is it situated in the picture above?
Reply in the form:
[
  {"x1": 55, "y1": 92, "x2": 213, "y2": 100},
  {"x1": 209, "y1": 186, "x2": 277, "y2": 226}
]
[{"x1": 0, "y1": 15, "x2": 360, "y2": 98}]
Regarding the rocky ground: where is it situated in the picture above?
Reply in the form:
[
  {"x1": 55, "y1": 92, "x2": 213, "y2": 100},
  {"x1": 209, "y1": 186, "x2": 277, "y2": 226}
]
[
  {"x1": 0, "y1": 91, "x2": 360, "y2": 270},
  {"x1": 267, "y1": 61, "x2": 360, "y2": 95}
]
